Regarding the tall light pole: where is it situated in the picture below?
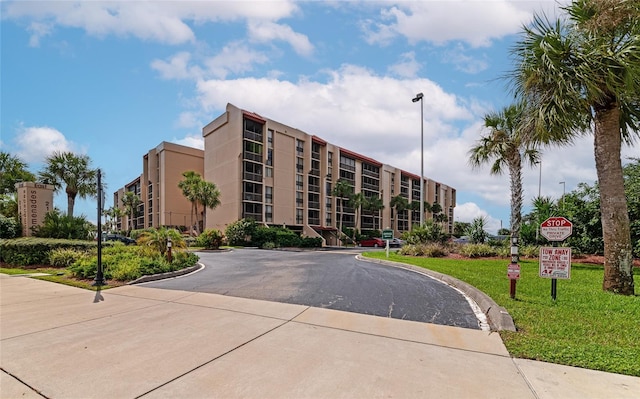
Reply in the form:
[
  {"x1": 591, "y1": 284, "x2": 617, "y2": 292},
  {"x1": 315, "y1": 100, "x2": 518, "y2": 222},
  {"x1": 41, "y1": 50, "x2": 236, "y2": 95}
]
[
  {"x1": 559, "y1": 181, "x2": 566, "y2": 210},
  {"x1": 412, "y1": 92, "x2": 424, "y2": 226},
  {"x1": 538, "y1": 161, "x2": 542, "y2": 198}
]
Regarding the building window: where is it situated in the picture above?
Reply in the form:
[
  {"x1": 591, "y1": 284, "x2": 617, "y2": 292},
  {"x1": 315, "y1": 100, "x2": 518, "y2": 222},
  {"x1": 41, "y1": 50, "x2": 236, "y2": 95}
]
[
  {"x1": 243, "y1": 182, "x2": 262, "y2": 202},
  {"x1": 328, "y1": 151, "x2": 333, "y2": 178},
  {"x1": 243, "y1": 161, "x2": 262, "y2": 182},
  {"x1": 267, "y1": 129, "x2": 274, "y2": 147},
  {"x1": 296, "y1": 139, "x2": 304, "y2": 156},
  {"x1": 308, "y1": 193, "x2": 320, "y2": 210},
  {"x1": 243, "y1": 202, "x2": 262, "y2": 222},
  {"x1": 339, "y1": 155, "x2": 356, "y2": 171},
  {"x1": 243, "y1": 140, "x2": 263, "y2": 163},
  {"x1": 325, "y1": 212, "x2": 332, "y2": 227},
  {"x1": 296, "y1": 157, "x2": 304, "y2": 173},
  {"x1": 265, "y1": 205, "x2": 273, "y2": 222},
  {"x1": 266, "y1": 167, "x2": 273, "y2": 177},
  {"x1": 308, "y1": 209, "x2": 320, "y2": 226},
  {"x1": 296, "y1": 174, "x2": 304, "y2": 190},
  {"x1": 296, "y1": 208, "x2": 303, "y2": 224},
  {"x1": 296, "y1": 191, "x2": 303, "y2": 207},
  {"x1": 244, "y1": 118, "x2": 263, "y2": 142},
  {"x1": 265, "y1": 186, "x2": 273, "y2": 204},
  {"x1": 266, "y1": 148, "x2": 273, "y2": 166}
]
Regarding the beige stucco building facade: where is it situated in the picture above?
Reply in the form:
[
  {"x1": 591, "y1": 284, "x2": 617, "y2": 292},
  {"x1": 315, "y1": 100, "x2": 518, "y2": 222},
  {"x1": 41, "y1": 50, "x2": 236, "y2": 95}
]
[
  {"x1": 114, "y1": 142, "x2": 204, "y2": 232},
  {"x1": 203, "y1": 103, "x2": 456, "y2": 245}
]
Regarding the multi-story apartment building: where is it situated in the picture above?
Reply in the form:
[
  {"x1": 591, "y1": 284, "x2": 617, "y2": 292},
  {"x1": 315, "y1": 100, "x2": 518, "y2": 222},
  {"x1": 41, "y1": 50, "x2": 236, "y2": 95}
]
[
  {"x1": 114, "y1": 141, "x2": 204, "y2": 232},
  {"x1": 203, "y1": 103, "x2": 455, "y2": 245}
]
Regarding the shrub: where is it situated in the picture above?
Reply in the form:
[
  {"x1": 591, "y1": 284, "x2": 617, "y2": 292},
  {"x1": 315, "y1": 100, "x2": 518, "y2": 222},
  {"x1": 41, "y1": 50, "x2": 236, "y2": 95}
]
[
  {"x1": 459, "y1": 243, "x2": 497, "y2": 258},
  {"x1": 137, "y1": 228, "x2": 185, "y2": 255},
  {"x1": 225, "y1": 218, "x2": 257, "y2": 246},
  {"x1": 197, "y1": 229, "x2": 224, "y2": 249},
  {"x1": 520, "y1": 245, "x2": 540, "y2": 258},
  {"x1": 300, "y1": 237, "x2": 323, "y2": 248},
  {"x1": 403, "y1": 220, "x2": 447, "y2": 244},
  {"x1": 464, "y1": 217, "x2": 488, "y2": 244},
  {"x1": 32, "y1": 210, "x2": 93, "y2": 240},
  {"x1": 262, "y1": 241, "x2": 276, "y2": 250},
  {"x1": 275, "y1": 229, "x2": 301, "y2": 247},
  {"x1": 0, "y1": 237, "x2": 97, "y2": 266},
  {"x1": 0, "y1": 215, "x2": 20, "y2": 239},
  {"x1": 49, "y1": 248, "x2": 88, "y2": 268},
  {"x1": 399, "y1": 243, "x2": 448, "y2": 257},
  {"x1": 171, "y1": 251, "x2": 198, "y2": 270}
]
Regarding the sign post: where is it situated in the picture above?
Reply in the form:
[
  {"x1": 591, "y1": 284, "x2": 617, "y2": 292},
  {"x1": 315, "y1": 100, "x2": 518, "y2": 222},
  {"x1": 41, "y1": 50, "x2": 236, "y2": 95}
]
[
  {"x1": 539, "y1": 217, "x2": 573, "y2": 301},
  {"x1": 382, "y1": 229, "x2": 393, "y2": 258}
]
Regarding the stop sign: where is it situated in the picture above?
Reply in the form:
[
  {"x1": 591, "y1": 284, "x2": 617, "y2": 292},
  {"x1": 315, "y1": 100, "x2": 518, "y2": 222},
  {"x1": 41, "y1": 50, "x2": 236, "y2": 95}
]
[{"x1": 540, "y1": 217, "x2": 573, "y2": 241}]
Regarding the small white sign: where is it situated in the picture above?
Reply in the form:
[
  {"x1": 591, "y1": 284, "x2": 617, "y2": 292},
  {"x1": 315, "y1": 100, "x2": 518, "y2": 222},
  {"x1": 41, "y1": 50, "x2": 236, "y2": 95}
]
[{"x1": 539, "y1": 247, "x2": 572, "y2": 279}]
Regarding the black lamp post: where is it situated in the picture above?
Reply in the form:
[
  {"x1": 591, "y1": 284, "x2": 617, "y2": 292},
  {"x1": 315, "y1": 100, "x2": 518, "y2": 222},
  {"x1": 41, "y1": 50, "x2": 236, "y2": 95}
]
[{"x1": 412, "y1": 92, "x2": 424, "y2": 226}]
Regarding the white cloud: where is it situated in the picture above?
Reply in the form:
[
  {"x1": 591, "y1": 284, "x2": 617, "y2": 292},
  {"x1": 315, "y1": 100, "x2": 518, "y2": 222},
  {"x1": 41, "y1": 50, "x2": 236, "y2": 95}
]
[
  {"x1": 204, "y1": 42, "x2": 269, "y2": 79},
  {"x1": 442, "y1": 44, "x2": 489, "y2": 74},
  {"x1": 248, "y1": 20, "x2": 314, "y2": 56},
  {"x1": 361, "y1": 1, "x2": 560, "y2": 48},
  {"x1": 151, "y1": 52, "x2": 203, "y2": 80},
  {"x1": 387, "y1": 51, "x2": 421, "y2": 78},
  {"x1": 13, "y1": 125, "x2": 77, "y2": 163},
  {"x1": 4, "y1": 0, "x2": 301, "y2": 45},
  {"x1": 173, "y1": 134, "x2": 204, "y2": 150},
  {"x1": 454, "y1": 202, "x2": 503, "y2": 233}
]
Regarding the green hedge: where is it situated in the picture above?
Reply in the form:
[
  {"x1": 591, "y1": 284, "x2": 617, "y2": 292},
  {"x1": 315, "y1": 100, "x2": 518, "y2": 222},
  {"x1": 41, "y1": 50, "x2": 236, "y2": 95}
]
[{"x1": 0, "y1": 237, "x2": 104, "y2": 266}]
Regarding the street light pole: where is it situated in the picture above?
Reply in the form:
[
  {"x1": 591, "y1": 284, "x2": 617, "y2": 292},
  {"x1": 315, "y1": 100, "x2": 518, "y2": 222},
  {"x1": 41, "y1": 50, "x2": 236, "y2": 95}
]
[
  {"x1": 559, "y1": 181, "x2": 566, "y2": 210},
  {"x1": 412, "y1": 92, "x2": 424, "y2": 226}
]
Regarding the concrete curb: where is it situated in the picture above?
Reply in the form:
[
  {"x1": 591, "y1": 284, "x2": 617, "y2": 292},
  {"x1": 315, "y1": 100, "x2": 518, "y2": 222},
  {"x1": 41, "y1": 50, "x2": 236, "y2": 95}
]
[
  {"x1": 128, "y1": 263, "x2": 204, "y2": 285},
  {"x1": 357, "y1": 255, "x2": 516, "y2": 332}
]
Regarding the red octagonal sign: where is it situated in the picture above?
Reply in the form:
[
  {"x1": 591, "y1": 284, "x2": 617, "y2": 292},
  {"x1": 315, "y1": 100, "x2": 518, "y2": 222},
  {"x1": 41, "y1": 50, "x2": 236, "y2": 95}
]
[{"x1": 540, "y1": 217, "x2": 573, "y2": 241}]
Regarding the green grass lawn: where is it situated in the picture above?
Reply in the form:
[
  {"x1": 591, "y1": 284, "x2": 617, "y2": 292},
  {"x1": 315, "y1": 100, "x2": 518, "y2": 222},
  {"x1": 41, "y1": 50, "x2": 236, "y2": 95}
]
[{"x1": 364, "y1": 252, "x2": 640, "y2": 377}]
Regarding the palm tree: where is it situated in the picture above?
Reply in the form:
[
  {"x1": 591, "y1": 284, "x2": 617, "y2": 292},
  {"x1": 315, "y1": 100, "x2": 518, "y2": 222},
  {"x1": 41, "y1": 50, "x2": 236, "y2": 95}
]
[
  {"x1": 363, "y1": 195, "x2": 384, "y2": 230},
  {"x1": 137, "y1": 227, "x2": 186, "y2": 256},
  {"x1": 0, "y1": 151, "x2": 35, "y2": 195},
  {"x1": 38, "y1": 151, "x2": 97, "y2": 217},
  {"x1": 349, "y1": 192, "x2": 366, "y2": 239},
  {"x1": 178, "y1": 171, "x2": 201, "y2": 235},
  {"x1": 332, "y1": 179, "x2": 353, "y2": 245},
  {"x1": 121, "y1": 191, "x2": 141, "y2": 233},
  {"x1": 103, "y1": 205, "x2": 123, "y2": 233},
  {"x1": 510, "y1": 0, "x2": 639, "y2": 294},
  {"x1": 389, "y1": 195, "x2": 408, "y2": 233},
  {"x1": 469, "y1": 104, "x2": 540, "y2": 248},
  {"x1": 198, "y1": 180, "x2": 221, "y2": 231},
  {"x1": 178, "y1": 171, "x2": 221, "y2": 235}
]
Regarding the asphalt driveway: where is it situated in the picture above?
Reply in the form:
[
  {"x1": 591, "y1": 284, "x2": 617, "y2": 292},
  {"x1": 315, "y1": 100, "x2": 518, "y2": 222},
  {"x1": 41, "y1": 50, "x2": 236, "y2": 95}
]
[{"x1": 143, "y1": 249, "x2": 483, "y2": 329}]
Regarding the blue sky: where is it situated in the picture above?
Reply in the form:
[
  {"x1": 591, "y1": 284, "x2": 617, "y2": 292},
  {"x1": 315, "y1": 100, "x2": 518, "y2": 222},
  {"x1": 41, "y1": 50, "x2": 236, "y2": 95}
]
[{"x1": 1, "y1": 0, "x2": 636, "y2": 233}]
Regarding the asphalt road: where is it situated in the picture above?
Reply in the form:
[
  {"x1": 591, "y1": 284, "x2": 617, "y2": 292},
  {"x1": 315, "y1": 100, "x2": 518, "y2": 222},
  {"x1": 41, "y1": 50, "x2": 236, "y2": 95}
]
[{"x1": 143, "y1": 248, "x2": 482, "y2": 329}]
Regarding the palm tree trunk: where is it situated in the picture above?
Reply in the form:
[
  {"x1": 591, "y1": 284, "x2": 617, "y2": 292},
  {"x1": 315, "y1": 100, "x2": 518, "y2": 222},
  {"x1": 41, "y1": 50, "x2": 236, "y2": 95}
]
[
  {"x1": 594, "y1": 106, "x2": 634, "y2": 295},
  {"x1": 508, "y1": 154, "x2": 523, "y2": 238},
  {"x1": 67, "y1": 194, "x2": 75, "y2": 218}
]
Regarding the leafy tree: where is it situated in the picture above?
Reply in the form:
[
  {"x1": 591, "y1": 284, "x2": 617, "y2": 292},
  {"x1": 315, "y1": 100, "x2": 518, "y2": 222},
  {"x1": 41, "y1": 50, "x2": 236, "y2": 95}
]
[
  {"x1": 390, "y1": 195, "x2": 409, "y2": 232},
  {"x1": 510, "y1": 0, "x2": 639, "y2": 294},
  {"x1": 332, "y1": 179, "x2": 353, "y2": 245},
  {"x1": 0, "y1": 193, "x2": 19, "y2": 220},
  {"x1": 468, "y1": 104, "x2": 540, "y2": 251},
  {"x1": 121, "y1": 191, "x2": 141, "y2": 233},
  {"x1": 0, "y1": 151, "x2": 35, "y2": 195},
  {"x1": 403, "y1": 220, "x2": 447, "y2": 244},
  {"x1": 562, "y1": 183, "x2": 604, "y2": 255},
  {"x1": 38, "y1": 151, "x2": 97, "y2": 217},
  {"x1": 32, "y1": 209, "x2": 92, "y2": 240}
]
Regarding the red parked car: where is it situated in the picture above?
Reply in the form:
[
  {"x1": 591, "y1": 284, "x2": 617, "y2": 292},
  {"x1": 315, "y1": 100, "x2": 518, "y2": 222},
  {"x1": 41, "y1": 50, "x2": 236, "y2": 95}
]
[{"x1": 359, "y1": 237, "x2": 385, "y2": 247}]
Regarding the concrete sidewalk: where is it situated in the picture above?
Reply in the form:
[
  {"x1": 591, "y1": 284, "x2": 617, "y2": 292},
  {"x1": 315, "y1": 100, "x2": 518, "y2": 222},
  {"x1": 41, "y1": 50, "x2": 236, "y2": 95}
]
[{"x1": 1, "y1": 274, "x2": 638, "y2": 399}]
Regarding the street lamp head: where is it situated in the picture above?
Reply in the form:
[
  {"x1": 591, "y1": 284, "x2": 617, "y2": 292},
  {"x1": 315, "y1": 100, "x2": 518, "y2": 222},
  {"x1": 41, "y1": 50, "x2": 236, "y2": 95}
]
[{"x1": 412, "y1": 93, "x2": 423, "y2": 102}]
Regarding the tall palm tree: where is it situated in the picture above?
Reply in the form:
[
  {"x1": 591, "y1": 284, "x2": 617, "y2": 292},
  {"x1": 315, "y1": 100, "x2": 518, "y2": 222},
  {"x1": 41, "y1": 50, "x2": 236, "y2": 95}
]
[
  {"x1": 178, "y1": 171, "x2": 221, "y2": 235},
  {"x1": 468, "y1": 104, "x2": 540, "y2": 245},
  {"x1": 389, "y1": 195, "x2": 408, "y2": 233},
  {"x1": 38, "y1": 151, "x2": 97, "y2": 217},
  {"x1": 197, "y1": 179, "x2": 221, "y2": 231},
  {"x1": 349, "y1": 192, "x2": 366, "y2": 239},
  {"x1": 121, "y1": 191, "x2": 141, "y2": 233},
  {"x1": 510, "y1": 0, "x2": 639, "y2": 294},
  {"x1": 332, "y1": 179, "x2": 353, "y2": 245},
  {"x1": 103, "y1": 205, "x2": 123, "y2": 233},
  {"x1": 363, "y1": 195, "x2": 384, "y2": 230},
  {"x1": 178, "y1": 171, "x2": 201, "y2": 235}
]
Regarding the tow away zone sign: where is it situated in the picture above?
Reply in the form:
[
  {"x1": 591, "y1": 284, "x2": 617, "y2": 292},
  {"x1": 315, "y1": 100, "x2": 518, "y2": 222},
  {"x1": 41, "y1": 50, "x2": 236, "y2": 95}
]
[{"x1": 539, "y1": 247, "x2": 571, "y2": 279}]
